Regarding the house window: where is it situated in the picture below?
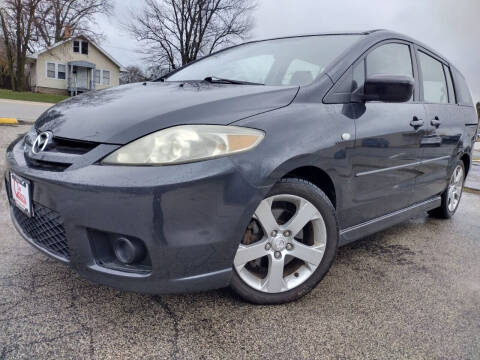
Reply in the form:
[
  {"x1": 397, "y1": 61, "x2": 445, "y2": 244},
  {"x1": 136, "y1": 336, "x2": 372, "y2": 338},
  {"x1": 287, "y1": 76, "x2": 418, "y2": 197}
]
[
  {"x1": 73, "y1": 41, "x2": 80, "y2": 53},
  {"x1": 58, "y1": 64, "x2": 66, "y2": 79},
  {"x1": 103, "y1": 70, "x2": 110, "y2": 85},
  {"x1": 47, "y1": 63, "x2": 56, "y2": 78},
  {"x1": 95, "y1": 70, "x2": 101, "y2": 84},
  {"x1": 81, "y1": 41, "x2": 89, "y2": 55}
]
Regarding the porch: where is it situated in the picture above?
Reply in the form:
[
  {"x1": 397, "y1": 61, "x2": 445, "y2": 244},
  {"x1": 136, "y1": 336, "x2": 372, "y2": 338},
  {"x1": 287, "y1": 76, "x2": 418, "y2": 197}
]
[{"x1": 67, "y1": 61, "x2": 97, "y2": 96}]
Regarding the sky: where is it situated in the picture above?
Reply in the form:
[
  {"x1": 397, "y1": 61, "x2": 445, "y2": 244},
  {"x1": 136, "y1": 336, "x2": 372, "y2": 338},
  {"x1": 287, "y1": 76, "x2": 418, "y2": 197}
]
[{"x1": 100, "y1": 0, "x2": 480, "y2": 103}]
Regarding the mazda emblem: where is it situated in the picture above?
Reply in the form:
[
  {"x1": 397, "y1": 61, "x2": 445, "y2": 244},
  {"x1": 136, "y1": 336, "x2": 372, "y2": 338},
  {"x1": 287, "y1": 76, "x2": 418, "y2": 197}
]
[{"x1": 32, "y1": 132, "x2": 53, "y2": 154}]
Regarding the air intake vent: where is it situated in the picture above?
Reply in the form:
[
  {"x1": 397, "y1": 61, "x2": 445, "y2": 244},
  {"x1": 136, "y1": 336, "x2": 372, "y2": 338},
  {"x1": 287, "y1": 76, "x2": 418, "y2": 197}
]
[{"x1": 13, "y1": 203, "x2": 70, "y2": 260}]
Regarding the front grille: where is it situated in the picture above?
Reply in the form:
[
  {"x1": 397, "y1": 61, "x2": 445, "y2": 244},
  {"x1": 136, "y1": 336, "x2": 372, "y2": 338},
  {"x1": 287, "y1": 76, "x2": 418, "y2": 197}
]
[
  {"x1": 13, "y1": 203, "x2": 70, "y2": 260},
  {"x1": 52, "y1": 137, "x2": 97, "y2": 155},
  {"x1": 24, "y1": 131, "x2": 98, "y2": 172},
  {"x1": 25, "y1": 158, "x2": 71, "y2": 172},
  {"x1": 25, "y1": 130, "x2": 97, "y2": 155}
]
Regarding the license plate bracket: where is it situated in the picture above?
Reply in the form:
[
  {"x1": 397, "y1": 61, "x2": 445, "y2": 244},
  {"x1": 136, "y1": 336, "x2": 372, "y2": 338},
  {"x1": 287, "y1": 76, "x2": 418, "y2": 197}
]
[{"x1": 10, "y1": 172, "x2": 33, "y2": 217}]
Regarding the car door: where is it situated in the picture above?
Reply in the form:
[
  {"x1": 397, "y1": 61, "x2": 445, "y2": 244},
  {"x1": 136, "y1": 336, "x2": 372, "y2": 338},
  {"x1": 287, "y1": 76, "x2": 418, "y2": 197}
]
[
  {"x1": 341, "y1": 41, "x2": 426, "y2": 227},
  {"x1": 413, "y1": 48, "x2": 464, "y2": 202}
]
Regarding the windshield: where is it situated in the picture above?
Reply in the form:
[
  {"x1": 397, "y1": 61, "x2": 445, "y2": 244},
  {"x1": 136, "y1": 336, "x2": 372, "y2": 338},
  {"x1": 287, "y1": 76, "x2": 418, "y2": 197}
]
[{"x1": 166, "y1": 35, "x2": 363, "y2": 86}]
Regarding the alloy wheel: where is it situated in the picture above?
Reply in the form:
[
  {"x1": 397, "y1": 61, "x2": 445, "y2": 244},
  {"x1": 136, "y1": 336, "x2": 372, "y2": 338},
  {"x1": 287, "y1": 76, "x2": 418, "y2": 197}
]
[
  {"x1": 447, "y1": 165, "x2": 464, "y2": 212},
  {"x1": 234, "y1": 194, "x2": 327, "y2": 293}
]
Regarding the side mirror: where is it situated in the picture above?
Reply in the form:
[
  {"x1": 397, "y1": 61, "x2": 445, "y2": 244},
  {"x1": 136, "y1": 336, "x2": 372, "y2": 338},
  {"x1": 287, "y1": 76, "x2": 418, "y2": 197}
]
[{"x1": 359, "y1": 75, "x2": 414, "y2": 103}]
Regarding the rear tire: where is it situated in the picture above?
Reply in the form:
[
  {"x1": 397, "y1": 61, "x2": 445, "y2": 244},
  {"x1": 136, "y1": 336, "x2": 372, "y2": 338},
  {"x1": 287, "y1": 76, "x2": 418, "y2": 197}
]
[
  {"x1": 429, "y1": 161, "x2": 465, "y2": 219},
  {"x1": 230, "y1": 178, "x2": 338, "y2": 304}
]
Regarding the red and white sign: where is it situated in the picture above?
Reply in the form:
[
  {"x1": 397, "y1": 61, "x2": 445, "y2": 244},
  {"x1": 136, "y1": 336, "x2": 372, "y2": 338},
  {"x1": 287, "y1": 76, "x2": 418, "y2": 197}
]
[{"x1": 10, "y1": 173, "x2": 32, "y2": 217}]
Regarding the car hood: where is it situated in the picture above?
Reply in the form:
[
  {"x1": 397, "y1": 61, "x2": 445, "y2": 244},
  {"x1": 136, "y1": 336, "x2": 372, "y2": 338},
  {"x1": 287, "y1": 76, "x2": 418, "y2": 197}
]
[{"x1": 35, "y1": 81, "x2": 299, "y2": 144}]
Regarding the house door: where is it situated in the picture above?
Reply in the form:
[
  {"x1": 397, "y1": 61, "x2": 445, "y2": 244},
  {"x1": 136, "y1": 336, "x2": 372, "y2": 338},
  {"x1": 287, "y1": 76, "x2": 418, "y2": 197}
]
[{"x1": 76, "y1": 68, "x2": 89, "y2": 89}]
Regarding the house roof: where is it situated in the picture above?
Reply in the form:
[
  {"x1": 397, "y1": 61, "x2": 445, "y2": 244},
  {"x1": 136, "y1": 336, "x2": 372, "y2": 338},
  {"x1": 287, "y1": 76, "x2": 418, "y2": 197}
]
[{"x1": 27, "y1": 35, "x2": 125, "y2": 71}]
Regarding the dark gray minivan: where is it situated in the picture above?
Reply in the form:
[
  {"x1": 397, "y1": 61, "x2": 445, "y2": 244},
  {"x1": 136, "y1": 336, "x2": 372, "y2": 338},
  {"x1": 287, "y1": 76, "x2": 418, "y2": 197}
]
[{"x1": 5, "y1": 30, "x2": 478, "y2": 304}]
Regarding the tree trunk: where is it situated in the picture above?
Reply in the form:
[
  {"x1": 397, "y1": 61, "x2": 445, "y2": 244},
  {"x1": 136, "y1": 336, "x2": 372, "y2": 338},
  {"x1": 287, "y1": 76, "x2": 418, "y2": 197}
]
[
  {"x1": 15, "y1": 58, "x2": 26, "y2": 91},
  {"x1": 8, "y1": 62, "x2": 15, "y2": 91},
  {"x1": 15, "y1": 3, "x2": 25, "y2": 91},
  {"x1": 0, "y1": 9, "x2": 16, "y2": 90}
]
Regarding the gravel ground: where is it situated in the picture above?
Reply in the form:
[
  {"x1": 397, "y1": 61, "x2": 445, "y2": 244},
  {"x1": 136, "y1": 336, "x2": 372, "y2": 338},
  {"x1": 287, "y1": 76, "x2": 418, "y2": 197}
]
[{"x1": 1, "y1": 125, "x2": 479, "y2": 359}]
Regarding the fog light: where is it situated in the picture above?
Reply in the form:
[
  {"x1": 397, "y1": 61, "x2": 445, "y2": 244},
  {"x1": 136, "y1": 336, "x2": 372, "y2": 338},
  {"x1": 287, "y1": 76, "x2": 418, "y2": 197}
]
[{"x1": 113, "y1": 237, "x2": 145, "y2": 265}]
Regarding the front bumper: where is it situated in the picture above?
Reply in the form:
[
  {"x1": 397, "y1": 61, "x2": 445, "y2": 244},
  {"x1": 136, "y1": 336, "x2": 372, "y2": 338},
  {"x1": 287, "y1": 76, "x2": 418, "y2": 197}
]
[{"x1": 5, "y1": 137, "x2": 266, "y2": 294}]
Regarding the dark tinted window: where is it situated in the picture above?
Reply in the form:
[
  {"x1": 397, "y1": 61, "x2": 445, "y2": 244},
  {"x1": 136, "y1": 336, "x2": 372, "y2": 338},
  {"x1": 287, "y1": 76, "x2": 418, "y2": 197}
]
[
  {"x1": 453, "y1": 69, "x2": 473, "y2": 105},
  {"x1": 367, "y1": 43, "x2": 413, "y2": 77},
  {"x1": 58, "y1": 64, "x2": 66, "y2": 80},
  {"x1": 443, "y1": 65, "x2": 455, "y2": 104},
  {"x1": 73, "y1": 41, "x2": 80, "y2": 53},
  {"x1": 418, "y1": 52, "x2": 448, "y2": 104},
  {"x1": 81, "y1": 41, "x2": 89, "y2": 55}
]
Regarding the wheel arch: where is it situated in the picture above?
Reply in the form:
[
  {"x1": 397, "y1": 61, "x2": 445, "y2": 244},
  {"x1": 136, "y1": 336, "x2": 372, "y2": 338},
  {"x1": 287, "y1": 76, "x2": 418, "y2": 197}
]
[
  {"x1": 460, "y1": 152, "x2": 471, "y2": 176},
  {"x1": 281, "y1": 166, "x2": 337, "y2": 209}
]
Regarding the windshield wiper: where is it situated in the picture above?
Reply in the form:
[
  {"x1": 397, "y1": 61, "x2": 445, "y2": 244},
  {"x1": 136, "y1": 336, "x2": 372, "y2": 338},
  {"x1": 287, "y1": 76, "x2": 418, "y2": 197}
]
[{"x1": 204, "y1": 76, "x2": 264, "y2": 86}]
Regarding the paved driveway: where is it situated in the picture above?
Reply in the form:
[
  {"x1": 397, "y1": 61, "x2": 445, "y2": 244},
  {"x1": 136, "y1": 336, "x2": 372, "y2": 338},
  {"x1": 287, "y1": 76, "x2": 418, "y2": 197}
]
[
  {"x1": 0, "y1": 99, "x2": 52, "y2": 123},
  {"x1": 1, "y1": 125, "x2": 479, "y2": 359}
]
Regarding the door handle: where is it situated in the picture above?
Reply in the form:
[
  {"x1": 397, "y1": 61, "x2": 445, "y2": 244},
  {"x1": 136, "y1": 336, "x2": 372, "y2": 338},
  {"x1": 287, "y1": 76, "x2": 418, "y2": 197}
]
[
  {"x1": 410, "y1": 117, "x2": 424, "y2": 129},
  {"x1": 431, "y1": 116, "x2": 441, "y2": 128}
]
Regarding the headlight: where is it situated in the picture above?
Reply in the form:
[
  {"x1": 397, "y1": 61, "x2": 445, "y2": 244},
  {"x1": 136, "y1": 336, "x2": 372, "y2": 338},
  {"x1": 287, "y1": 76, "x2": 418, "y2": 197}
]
[{"x1": 101, "y1": 125, "x2": 264, "y2": 165}]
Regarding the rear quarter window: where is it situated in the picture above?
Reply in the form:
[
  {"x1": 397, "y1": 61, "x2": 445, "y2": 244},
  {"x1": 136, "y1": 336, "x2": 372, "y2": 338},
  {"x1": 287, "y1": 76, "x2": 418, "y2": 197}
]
[{"x1": 452, "y1": 69, "x2": 473, "y2": 106}]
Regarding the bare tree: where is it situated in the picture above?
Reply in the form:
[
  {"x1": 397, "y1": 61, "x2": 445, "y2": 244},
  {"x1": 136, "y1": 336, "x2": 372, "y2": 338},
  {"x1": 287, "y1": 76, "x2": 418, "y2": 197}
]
[
  {"x1": 145, "y1": 64, "x2": 171, "y2": 80},
  {"x1": 120, "y1": 65, "x2": 147, "y2": 84},
  {"x1": 0, "y1": 35, "x2": 11, "y2": 88},
  {"x1": 0, "y1": 0, "x2": 42, "y2": 90},
  {"x1": 33, "y1": 0, "x2": 112, "y2": 48},
  {"x1": 127, "y1": 0, "x2": 256, "y2": 70}
]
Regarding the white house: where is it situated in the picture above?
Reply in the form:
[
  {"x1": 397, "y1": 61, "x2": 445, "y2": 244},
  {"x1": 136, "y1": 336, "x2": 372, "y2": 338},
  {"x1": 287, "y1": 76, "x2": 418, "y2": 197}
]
[{"x1": 27, "y1": 35, "x2": 124, "y2": 95}]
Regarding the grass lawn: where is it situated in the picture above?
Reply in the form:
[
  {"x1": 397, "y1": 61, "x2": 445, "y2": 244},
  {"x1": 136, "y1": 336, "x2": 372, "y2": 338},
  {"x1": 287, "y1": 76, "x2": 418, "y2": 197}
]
[{"x1": 0, "y1": 89, "x2": 69, "y2": 103}]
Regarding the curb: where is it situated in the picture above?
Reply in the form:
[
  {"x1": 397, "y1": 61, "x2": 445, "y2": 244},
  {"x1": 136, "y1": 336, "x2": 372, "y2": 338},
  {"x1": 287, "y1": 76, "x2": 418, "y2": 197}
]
[
  {"x1": 0, "y1": 117, "x2": 18, "y2": 125},
  {"x1": 0, "y1": 118, "x2": 34, "y2": 125},
  {"x1": 464, "y1": 187, "x2": 480, "y2": 195},
  {"x1": 18, "y1": 119, "x2": 35, "y2": 125}
]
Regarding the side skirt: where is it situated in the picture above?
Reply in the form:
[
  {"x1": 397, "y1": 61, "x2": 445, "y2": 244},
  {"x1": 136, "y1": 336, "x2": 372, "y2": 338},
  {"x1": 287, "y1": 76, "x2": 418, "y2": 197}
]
[{"x1": 339, "y1": 196, "x2": 441, "y2": 246}]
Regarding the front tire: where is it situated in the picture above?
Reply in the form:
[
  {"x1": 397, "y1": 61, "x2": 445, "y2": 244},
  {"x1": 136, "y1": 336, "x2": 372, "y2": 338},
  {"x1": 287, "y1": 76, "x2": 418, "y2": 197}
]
[
  {"x1": 230, "y1": 178, "x2": 338, "y2": 304},
  {"x1": 429, "y1": 161, "x2": 465, "y2": 219}
]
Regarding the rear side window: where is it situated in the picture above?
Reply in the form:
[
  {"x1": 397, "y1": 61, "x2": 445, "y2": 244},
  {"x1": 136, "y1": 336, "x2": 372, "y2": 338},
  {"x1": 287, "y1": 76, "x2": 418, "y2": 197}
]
[
  {"x1": 443, "y1": 65, "x2": 455, "y2": 104},
  {"x1": 418, "y1": 52, "x2": 448, "y2": 104},
  {"x1": 453, "y1": 69, "x2": 473, "y2": 106},
  {"x1": 367, "y1": 43, "x2": 413, "y2": 77}
]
